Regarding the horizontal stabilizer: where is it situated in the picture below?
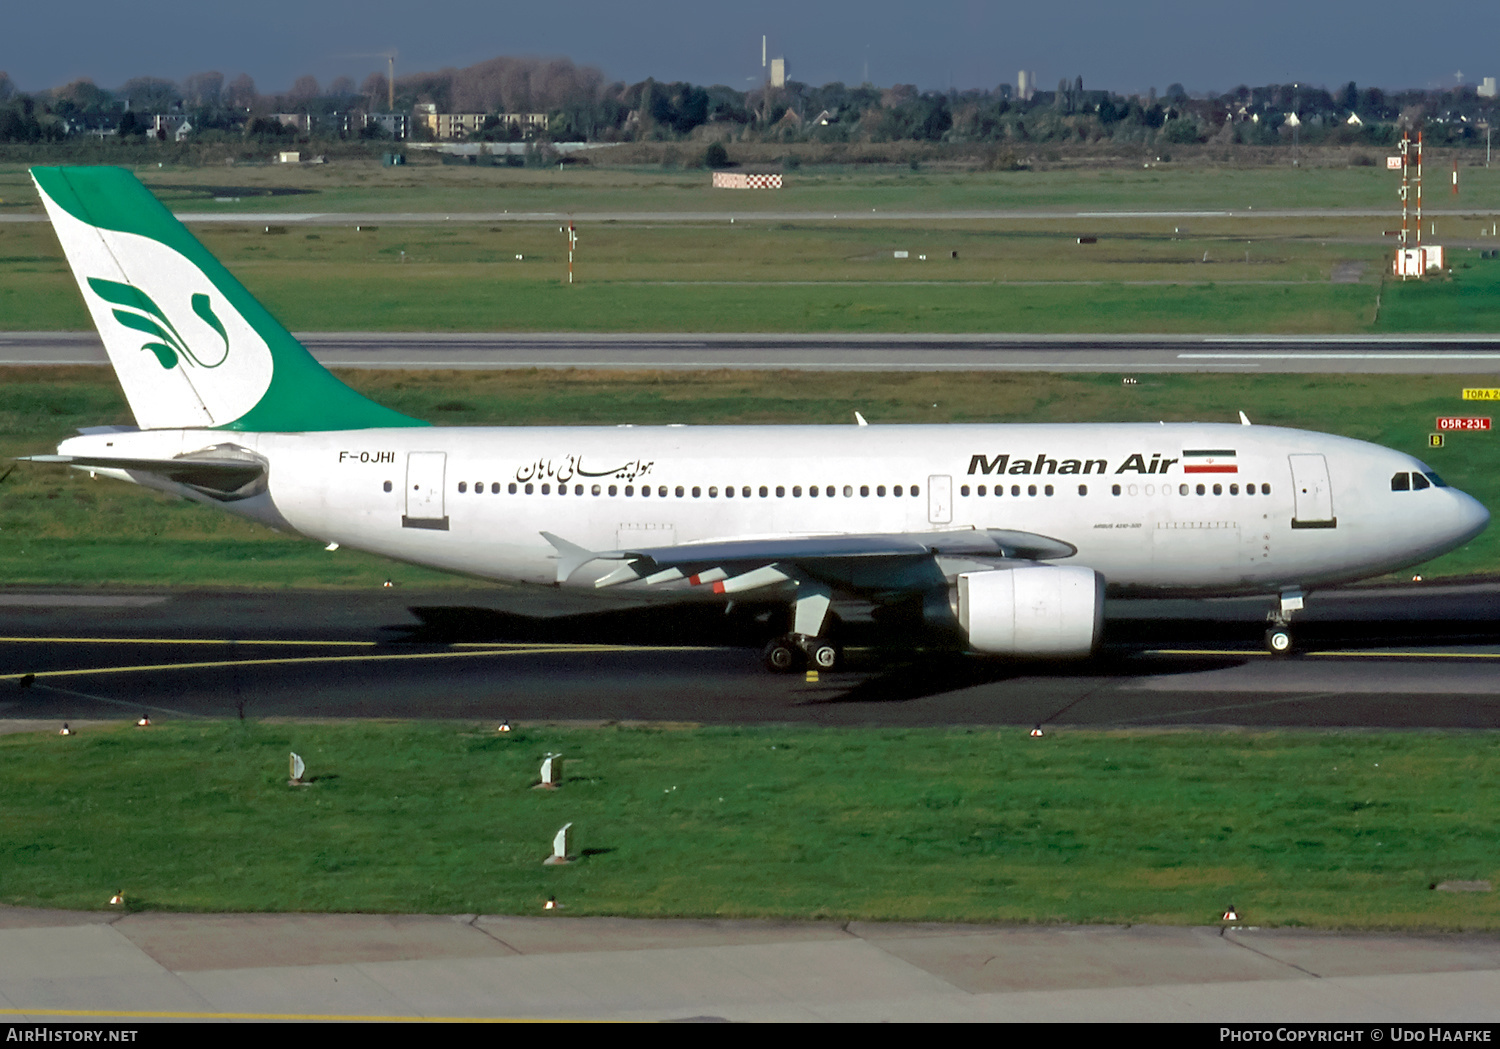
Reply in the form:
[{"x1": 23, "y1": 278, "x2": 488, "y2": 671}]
[{"x1": 20, "y1": 454, "x2": 264, "y2": 494}]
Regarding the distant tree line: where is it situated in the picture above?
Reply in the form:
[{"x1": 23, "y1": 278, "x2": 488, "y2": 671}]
[{"x1": 1, "y1": 58, "x2": 1496, "y2": 150}]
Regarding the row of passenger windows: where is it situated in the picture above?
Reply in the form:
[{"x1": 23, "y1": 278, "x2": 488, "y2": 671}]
[
  {"x1": 1111, "y1": 482, "x2": 1269, "y2": 497},
  {"x1": 378, "y1": 478, "x2": 1274, "y2": 499},
  {"x1": 450, "y1": 481, "x2": 925, "y2": 499},
  {"x1": 960, "y1": 482, "x2": 1272, "y2": 498}
]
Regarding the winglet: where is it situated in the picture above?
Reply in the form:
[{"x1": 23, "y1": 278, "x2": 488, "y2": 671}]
[
  {"x1": 854, "y1": 411, "x2": 869, "y2": 427},
  {"x1": 1239, "y1": 411, "x2": 1252, "y2": 426}
]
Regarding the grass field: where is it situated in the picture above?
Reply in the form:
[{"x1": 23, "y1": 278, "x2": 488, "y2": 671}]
[
  {"x1": 1, "y1": 367, "x2": 1495, "y2": 588},
  {"x1": 3, "y1": 720, "x2": 1498, "y2": 927},
  {"x1": 5, "y1": 160, "x2": 1500, "y2": 334}
]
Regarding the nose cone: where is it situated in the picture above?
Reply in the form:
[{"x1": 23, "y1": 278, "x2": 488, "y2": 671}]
[{"x1": 1447, "y1": 489, "x2": 1490, "y2": 548}]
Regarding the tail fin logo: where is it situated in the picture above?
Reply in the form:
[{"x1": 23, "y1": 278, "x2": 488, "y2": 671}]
[{"x1": 86, "y1": 277, "x2": 230, "y2": 370}]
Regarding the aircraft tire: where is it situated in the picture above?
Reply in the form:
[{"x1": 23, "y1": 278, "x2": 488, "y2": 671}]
[
  {"x1": 806, "y1": 638, "x2": 841, "y2": 671},
  {"x1": 763, "y1": 637, "x2": 804, "y2": 673}
]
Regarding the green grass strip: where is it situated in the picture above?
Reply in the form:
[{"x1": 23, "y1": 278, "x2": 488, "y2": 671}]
[{"x1": 3, "y1": 721, "x2": 1498, "y2": 928}]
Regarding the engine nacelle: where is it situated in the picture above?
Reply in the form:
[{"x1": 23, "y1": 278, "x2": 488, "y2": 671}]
[{"x1": 957, "y1": 565, "x2": 1104, "y2": 657}]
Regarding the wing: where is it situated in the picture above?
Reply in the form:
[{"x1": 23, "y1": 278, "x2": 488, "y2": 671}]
[{"x1": 542, "y1": 527, "x2": 1078, "y2": 598}]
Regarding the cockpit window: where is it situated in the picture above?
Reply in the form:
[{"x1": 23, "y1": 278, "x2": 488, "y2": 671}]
[
  {"x1": 1412, "y1": 472, "x2": 1431, "y2": 491},
  {"x1": 1391, "y1": 472, "x2": 1410, "y2": 491},
  {"x1": 1425, "y1": 472, "x2": 1449, "y2": 488}
]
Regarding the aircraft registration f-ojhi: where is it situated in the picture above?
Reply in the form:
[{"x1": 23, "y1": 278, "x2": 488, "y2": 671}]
[{"x1": 22, "y1": 166, "x2": 1491, "y2": 669}]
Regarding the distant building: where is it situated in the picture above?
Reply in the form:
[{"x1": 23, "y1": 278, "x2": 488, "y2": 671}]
[
  {"x1": 272, "y1": 113, "x2": 309, "y2": 132},
  {"x1": 1018, "y1": 70, "x2": 1038, "y2": 102},
  {"x1": 770, "y1": 58, "x2": 787, "y2": 89},
  {"x1": 1480, "y1": 77, "x2": 1498, "y2": 99},
  {"x1": 364, "y1": 112, "x2": 409, "y2": 139},
  {"x1": 414, "y1": 110, "x2": 549, "y2": 139}
]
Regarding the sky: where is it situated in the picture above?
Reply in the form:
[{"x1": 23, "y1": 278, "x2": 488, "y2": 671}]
[{"x1": 5, "y1": 0, "x2": 1498, "y2": 97}]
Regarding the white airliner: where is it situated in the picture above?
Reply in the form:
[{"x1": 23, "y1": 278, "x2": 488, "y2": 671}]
[{"x1": 22, "y1": 166, "x2": 1491, "y2": 670}]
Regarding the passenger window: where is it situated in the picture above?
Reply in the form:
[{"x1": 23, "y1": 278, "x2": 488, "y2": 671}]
[
  {"x1": 1027, "y1": 484, "x2": 1037, "y2": 497},
  {"x1": 1412, "y1": 473, "x2": 1430, "y2": 491},
  {"x1": 525, "y1": 483, "x2": 534, "y2": 495},
  {"x1": 1078, "y1": 484, "x2": 1087, "y2": 496},
  {"x1": 976, "y1": 485, "x2": 986, "y2": 496},
  {"x1": 708, "y1": 487, "x2": 717, "y2": 498},
  {"x1": 1011, "y1": 485, "x2": 1020, "y2": 496},
  {"x1": 1263, "y1": 484, "x2": 1271, "y2": 495},
  {"x1": 458, "y1": 482, "x2": 467, "y2": 493},
  {"x1": 475, "y1": 481, "x2": 483, "y2": 492},
  {"x1": 490, "y1": 483, "x2": 498, "y2": 494},
  {"x1": 960, "y1": 485, "x2": 971, "y2": 497},
  {"x1": 826, "y1": 486, "x2": 835, "y2": 497},
  {"x1": 1195, "y1": 484, "x2": 1205, "y2": 496},
  {"x1": 1111, "y1": 484, "x2": 1121, "y2": 496},
  {"x1": 1212, "y1": 484, "x2": 1222, "y2": 496},
  {"x1": 1391, "y1": 472, "x2": 1410, "y2": 491},
  {"x1": 676, "y1": 486, "x2": 685, "y2": 497},
  {"x1": 641, "y1": 486, "x2": 650, "y2": 497},
  {"x1": 877, "y1": 486, "x2": 886, "y2": 497},
  {"x1": 843, "y1": 485, "x2": 853, "y2": 497},
  {"x1": 808, "y1": 486, "x2": 817, "y2": 498},
  {"x1": 912, "y1": 485, "x2": 920, "y2": 496},
  {"x1": 592, "y1": 484, "x2": 602, "y2": 496},
  {"x1": 894, "y1": 486, "x2": 903, "y2": 497},
  {"x1": 658, "y1": 486, "x2": 668, "y2": 497},
  {"x1": 760, "y1": 486, "x2": 769, "y2": 497},
  {"x1": 1229, "y1": 484, "x2": 1238, "y2": 495},
  {"x1": 793, "y1": 486, "x2": 803, "y2": 497},
  {"x1": 1178, "y1": 484, "x2": 1188, "y2": 496},
  {"x1": 608, "y1": 485, "x2": 617, "y2": 496},
  {"x1": 860, "y1": 485, "x2": 869, "y2": 497},
  {"x1": 383, "y1": 481, "x2": 392, "y2": 493},
  {"x1": 742, "y1": 486, "x2": 751, "y2": 498},
  {"x1": 724, "y1": 486, "x2": 733, "y2": 498},
  {"x1": 625, "y1": 485, "x2": 634, "y2": 496}
]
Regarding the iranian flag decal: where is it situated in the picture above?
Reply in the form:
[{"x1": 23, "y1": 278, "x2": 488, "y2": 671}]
[{"x1": 1182, "y1": 448, "x2": 1238, "y2": 474}]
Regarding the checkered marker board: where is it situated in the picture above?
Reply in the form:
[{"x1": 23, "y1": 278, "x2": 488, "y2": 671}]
[{"x1": 712, "y1": 172, "x2": 783, "y2": 189}]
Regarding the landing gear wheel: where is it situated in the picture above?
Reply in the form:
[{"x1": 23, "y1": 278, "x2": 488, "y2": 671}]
[
  {"x1": 763, "y1": 637, "x2": 804, "y2": 673},
  {"x1": 805, "y1": 637, "x2": 841, "y2": 672},
  {"x1": 1265, "y1": 627, "x2": 1293, "y2": 656}
]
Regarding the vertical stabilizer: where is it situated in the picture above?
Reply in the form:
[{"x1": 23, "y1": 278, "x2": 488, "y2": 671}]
[{"x1": 31, "y1": 166, "x2": 424, "y2": 432}]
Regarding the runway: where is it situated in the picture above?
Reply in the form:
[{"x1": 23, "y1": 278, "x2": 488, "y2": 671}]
[
  {"x1": 5, "y1": 581, "x2": 1500, "y2": 729},
  {"x1": 4, "y1": 206, "x2": 1499, "y2": 225},
  {"x1": 8, "y1": 330, "x2": 1500, "y2": 373}
]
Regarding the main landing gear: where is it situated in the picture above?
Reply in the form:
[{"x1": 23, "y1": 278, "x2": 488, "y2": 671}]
[
  {"x1": 1264, "y1": 588, "x2": 1304, "y2": 656},
  {"x1": 761, "y1": 577, "x2": 842, "y2": 673},
  {"x1": 762, "y1": 634, "x2": 841, "y2": 673}
]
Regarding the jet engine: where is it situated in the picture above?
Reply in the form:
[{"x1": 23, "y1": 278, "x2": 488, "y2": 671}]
[{"x1": 956, "y1": 565, "x2": 1104, "y2": 657}]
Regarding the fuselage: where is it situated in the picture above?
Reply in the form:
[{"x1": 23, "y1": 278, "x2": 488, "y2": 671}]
[{"x1": 58, "y1": 421, "x2": 1489, "y2": 598}]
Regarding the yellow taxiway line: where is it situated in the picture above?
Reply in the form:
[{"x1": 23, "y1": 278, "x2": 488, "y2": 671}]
[{"x1": 0, "y1": 643, "x2": 688, "y2": 682}]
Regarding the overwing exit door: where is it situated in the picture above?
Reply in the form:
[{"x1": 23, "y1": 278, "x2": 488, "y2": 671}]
[
  {"x1": 404, "y1": 451, "x2": 449, "y2": 530},
  {"x1": 928, "y1": 475, "x2": 952, "y2": 524}
]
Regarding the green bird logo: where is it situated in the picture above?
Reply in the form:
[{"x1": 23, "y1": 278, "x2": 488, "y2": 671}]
[{"x1": 88, "y1": 277, "x2": 230, "y2": 370}]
